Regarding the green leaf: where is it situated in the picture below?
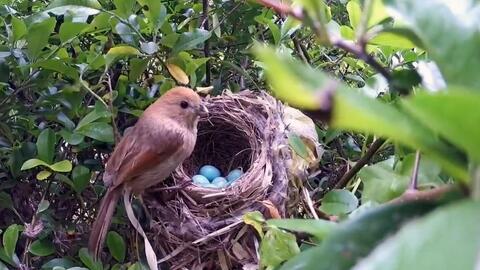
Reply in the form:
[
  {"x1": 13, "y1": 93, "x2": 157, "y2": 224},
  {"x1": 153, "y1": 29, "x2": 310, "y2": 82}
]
[
  {"x1": 352, "y1": 200, "x2": 480, "y2": 270},
  {"x1": 3, "y1": 224, "x2": 21, "y2": 259},
  {"x1": 36, "y1": 170, "x2": 52, "y2": 181},
  {"x1": 402, "y1": 90, "x2": 480, "y2": 163},
  {"x1": 29, "y1": 239, "x2": 55, "y2": 256},
  {"x1": 36, "y1": 199, "x2": 50, "y2": 214},
  {"x1": 137, "y1": 0, "x2": 168, "y2": 30},
  {"x1": 76, "y1": 105, "x2": 111, "y2": 130},
  {"x1": 260, "y1": 227, "x2": 300, "y2": 269},
  {"x1": 113, "y1": 0, "x2": 136, "y2": 18},
  {"x1": 42, "y1": 258, "x2": 76, "y2": 269},
  {"x1": 266, "y1": 219, "x2": 336, "y2": 241},
  {"x1": 383, "y1": 0, "x2": 480, "y2": 90},
  {"x1": 319, "y1": 189, "x2": 359, "y2": 215},
  {"x1": 253, "y1": 45, "x2": 467, "y2": 180},
  {"x1": 33, "y1": 59, "x2": 79, "y2": 79},
  {"x1": 105, "y1": 45, "x2": 141, "y2": 68},
  {"x1": 107, "y1": 231, "x2": 126, "y2": 262},
  {"x1": 78, "y1": 248, "x2": 102, "y2": 270},
  {"x1": 21, "y1": 159, "x2": 49, "y2": 170},
  {"x1": 37, "y1": 128, "x2": 56, "y2": 164},
  {"x1": 243, "y1": 211, "x2": 265, "y2": 238},
  {"x1": 279, "y1": 201, "x2": 437, "y2": 270},
  {"x1": 129, "y1": 58, "x2": 149, "y2": 81},
  {"x1": 346, "y1": 0, "x2": 361, "y2": 29},
  {"x1": 43, "y1": 0, "x2": 101, "y2": 16},
  {"x1": 59, "y1": 22, "x2": 88, "y2": 43},
  {"x1": 332, "y1": 88, "x2": 468, "y2": 180},
  {"x1": 76, "y1": 122, "x2": 114, "y2": 143},
  {"x1": 370, "y1": 27, "x2": 424, "y2": 49},
  {"x1": 288, "y1": 133, "x2": 309, "y2": 159},
  {"x1": 11, "y1": 17, "x2": 27, "y2": 42},
  {"x1": 359, "y1": 159, "x2": 409, "y2": 203},
  {"x1": 49, "y1": 160, "x2": 73, "y2": 173},
  {"x1": 59, "y1": 130, "x2": 84, "y2": 145},
  {"x1": 72, "y1": 165, "x2": 91, "y2": 193},
  {"x1": 172, "y1": 29, "x2": 211, "y2": 54},
  {"x1": 26, "y1": 17, "x2": 56, "y2": 60},
  {"x1": 253, "y1": 45, "x2": 338, "y2": 110}
]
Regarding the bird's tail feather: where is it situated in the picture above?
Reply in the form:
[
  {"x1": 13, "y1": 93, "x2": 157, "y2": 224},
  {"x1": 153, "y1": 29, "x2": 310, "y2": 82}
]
[{"x1": 88, "y1": 187, "x2": 121, "y2": 260}]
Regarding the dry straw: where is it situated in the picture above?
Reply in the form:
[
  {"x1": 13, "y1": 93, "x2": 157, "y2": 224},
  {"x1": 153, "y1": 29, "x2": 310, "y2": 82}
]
[{"x1": 144, "y1": 90, "x2": 309, "y2": 269}]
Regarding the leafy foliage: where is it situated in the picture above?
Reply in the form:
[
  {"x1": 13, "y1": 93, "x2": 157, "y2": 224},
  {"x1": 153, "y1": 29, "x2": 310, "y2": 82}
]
[{"x1": 0, "y1": 0, "x2": 479, "y2": 269}]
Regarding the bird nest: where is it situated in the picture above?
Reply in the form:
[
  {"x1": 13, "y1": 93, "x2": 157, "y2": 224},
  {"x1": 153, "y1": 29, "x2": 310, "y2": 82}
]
[{"x1": 143, "y1": 90, "x2": 297, "y2": 269}]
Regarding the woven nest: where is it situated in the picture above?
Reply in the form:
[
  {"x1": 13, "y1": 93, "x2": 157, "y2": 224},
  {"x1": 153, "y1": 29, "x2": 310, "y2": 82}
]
[{"x1": 144, "y1": 90, "x2": 292, "y2": 270}]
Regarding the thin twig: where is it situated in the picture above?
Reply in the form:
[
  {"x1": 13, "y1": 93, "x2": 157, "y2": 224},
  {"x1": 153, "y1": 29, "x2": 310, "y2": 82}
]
[
  {"x1": 334, "y1": 138, "x2": 386, "y2": 189},
  {"x1": 106, "y1": 73, "x2": 121, "y2": 144},
  {"x1": 202, "y1": 0, "x2": 211, "y2": 85},
  {"x1": 409, "y1": 150, "x2": 421, "y2": 190}
]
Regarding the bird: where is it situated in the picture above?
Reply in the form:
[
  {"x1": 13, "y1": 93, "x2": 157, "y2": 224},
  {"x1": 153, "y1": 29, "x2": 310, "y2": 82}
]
[{"x1": 88, "y1": 86, "x2": 208, "y2": 262}]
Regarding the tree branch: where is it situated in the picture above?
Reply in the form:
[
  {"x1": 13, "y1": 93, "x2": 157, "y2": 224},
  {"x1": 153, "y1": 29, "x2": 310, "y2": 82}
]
[{"x1": 334, "y1": 138, "x2": 386, "y2": 189}]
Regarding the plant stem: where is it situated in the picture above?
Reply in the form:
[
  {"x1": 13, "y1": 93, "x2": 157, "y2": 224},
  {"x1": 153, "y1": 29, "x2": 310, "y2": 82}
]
[{"x1": 409, "y1": 150, "x2": 421, "y2": 190}]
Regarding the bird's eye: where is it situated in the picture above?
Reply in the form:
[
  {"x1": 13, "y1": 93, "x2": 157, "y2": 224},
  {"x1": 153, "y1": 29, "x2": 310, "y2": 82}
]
[{"x1": 180, "y1": 101, "x2": 189, "y2": 109}]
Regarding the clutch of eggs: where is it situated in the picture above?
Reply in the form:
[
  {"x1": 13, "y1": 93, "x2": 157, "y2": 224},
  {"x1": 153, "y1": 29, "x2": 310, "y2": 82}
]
[{"x1": 192, "y1": 165, "x2": 243, "y2": 189}]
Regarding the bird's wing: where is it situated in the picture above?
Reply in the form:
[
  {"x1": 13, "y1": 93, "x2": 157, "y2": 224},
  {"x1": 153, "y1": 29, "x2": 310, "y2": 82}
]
[{"x1": 103, "y1": 125, "x2": 184, "y2": 187}]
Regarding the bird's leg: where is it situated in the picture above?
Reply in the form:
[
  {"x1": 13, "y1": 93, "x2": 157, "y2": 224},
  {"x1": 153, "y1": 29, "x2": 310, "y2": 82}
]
[{"x1": 137, "y1": 194, "x2": 152, "y2": 229}]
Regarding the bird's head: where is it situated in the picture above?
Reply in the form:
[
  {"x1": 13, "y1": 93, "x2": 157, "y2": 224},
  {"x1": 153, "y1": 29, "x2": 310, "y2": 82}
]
[{"x1": 147, "y1": 86, "x2": 208, "y2": 129}]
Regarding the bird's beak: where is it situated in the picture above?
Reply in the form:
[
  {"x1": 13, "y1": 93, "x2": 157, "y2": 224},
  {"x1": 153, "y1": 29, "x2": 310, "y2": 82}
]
[{"x1": 196, "y1": 103, "x2": 209, "y2": 117}]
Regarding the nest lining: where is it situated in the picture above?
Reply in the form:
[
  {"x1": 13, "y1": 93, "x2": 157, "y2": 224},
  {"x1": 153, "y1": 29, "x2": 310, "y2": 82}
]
[{"x1": 144, "y1": 90, "x2": 290, "y2": 269}]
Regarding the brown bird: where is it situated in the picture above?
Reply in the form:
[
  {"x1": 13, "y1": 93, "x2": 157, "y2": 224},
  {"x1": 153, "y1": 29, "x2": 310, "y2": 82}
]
[{"x1": 88, "y1": 86, "x2": 207, "y2": 261}]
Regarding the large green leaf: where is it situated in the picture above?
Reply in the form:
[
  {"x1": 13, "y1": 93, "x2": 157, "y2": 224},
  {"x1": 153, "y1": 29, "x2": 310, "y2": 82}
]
[
  {"x1": 78, "y1": 248, "x2": 102, "y2": 270},
  {"x1": 352, "y1": 200, "x2": 480, "y2": 270},
  {"x1": 76, "y1": 122, "x2": 114, "y2": 143},
  {"x1": 402, "y1": 90, "x2": 480, "y2": 163},
  {"x1": 11, "y1": 17, "x2": 27, "y2": 42},
  {"x1": 21, "y1": 158, "x2": 49, "y2": 170},
  {"x1": 59, "y1": 22, "x2": 89, "y2": 43},
  {"x1": 33, "y1": 59, "x2": 79, "y2": 79},
  {"x1": 279, "y1": 201, "x2": 437, "y2": 270},
  {"x1": 137, "y1": 0, "x2": 168, "y2": 30},
  {"x1": 253, "y1": 45, "x2": 342, "y2": 110},
  {"x1": 36, "y1": 128, "x2": 57, "y2": 164},
  {"x1": 319, "y1": 189, "x2": 359, "y2": 215},
  {"x1": 253, "y1": 45, "x2": 468, "y2": 180},
  {"x1": 172, "y1": 29, "x2": 211, "y2": 54},
  {"x1": 107, "y1": 231, "x2": 126, "y2": 263},
  {"x1": 105, "y1": 45, "x2": 141, "y2": 67},
  {"x1": 266, "y1": 219, "x2": 336, "y2": 241},
  {"x1": 26, "y1": 17, "x2": 56, "y2": 60},
  {"x1": 76, "y1": 104, "x2": 111, "y2": 130},
  {"x1": 383, "y1": 0, "x2": 480, "y2": 90},
  {"x1": 113, "y1": 0, "x2": 136, "y2": 18},
  {"x1": 3, "y1": 224, "x2": 21, "y2": 259},
  {"x1": 260, "y1": 227, "x2": 300, "y2": 269},
  {"x1": 72, "y1": 165, "x2": 91, "y2": 193},
  {"x1": 29, "y1": 239, "x2": 55, "y2": 256},
  {"x1": 44, "y1": 0, "x2": 101, "y2": 15}
]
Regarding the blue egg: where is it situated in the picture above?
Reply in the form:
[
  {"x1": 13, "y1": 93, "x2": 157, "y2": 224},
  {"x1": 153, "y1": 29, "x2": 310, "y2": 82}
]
[
  {"x1": 199, "y1": 165, "x2": 221, "y2": 181},
  {"x1": 212, "y1": 177, "x2": 227, "y2": 187},
  {"x1": 226, "y1": 169, "x2": 243, "y2": 183},
  {"x1": 192, "y1": 175, "x2": 210, "y2": 186},
  {"x1": 203, "y1": 183, "x2": 218, "y2": 189}
]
